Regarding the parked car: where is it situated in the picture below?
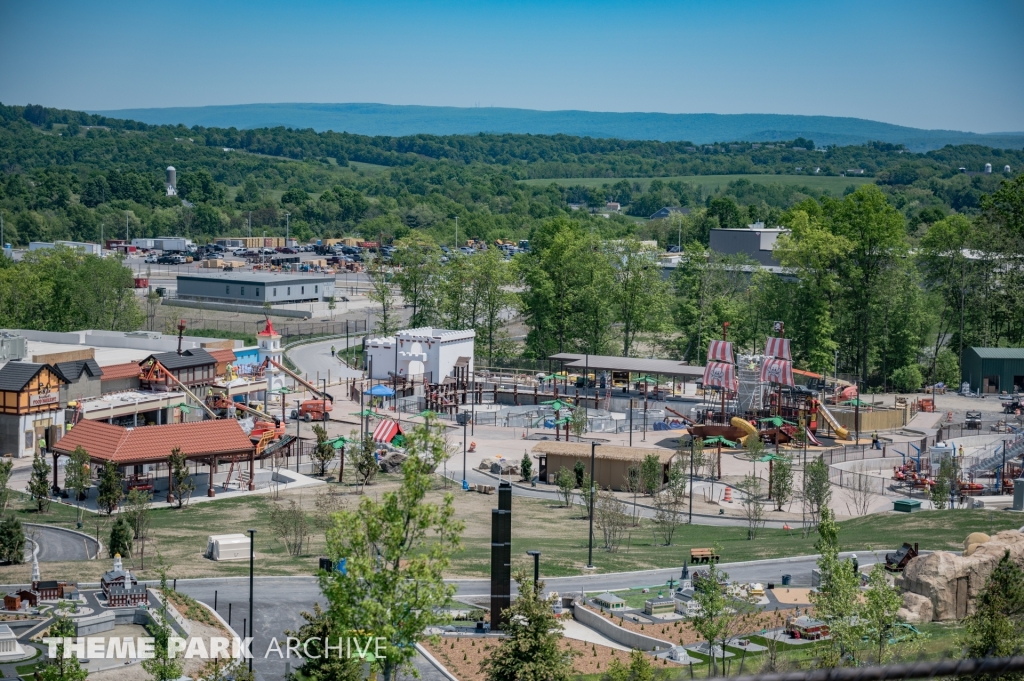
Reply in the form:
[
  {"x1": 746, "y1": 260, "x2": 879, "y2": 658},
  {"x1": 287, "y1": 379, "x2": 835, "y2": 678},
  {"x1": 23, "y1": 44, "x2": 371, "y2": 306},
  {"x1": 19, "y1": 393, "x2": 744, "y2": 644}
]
[
  {"x1": 965, "y1": 411, "x2": 983, "y2": 429},
  {"x1": 144, "y1": 254, "x2": 159, "y2": 263},
  {"x1": 1002, "y1": 397, "x2": 1022, "y2": 414}
]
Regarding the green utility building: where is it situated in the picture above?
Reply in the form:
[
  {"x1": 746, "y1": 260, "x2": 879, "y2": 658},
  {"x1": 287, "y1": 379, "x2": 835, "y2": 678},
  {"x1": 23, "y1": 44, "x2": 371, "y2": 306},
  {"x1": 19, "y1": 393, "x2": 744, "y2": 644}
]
[{"x1": 962, "y1": 348, "x2": 1024, "y2": 395}]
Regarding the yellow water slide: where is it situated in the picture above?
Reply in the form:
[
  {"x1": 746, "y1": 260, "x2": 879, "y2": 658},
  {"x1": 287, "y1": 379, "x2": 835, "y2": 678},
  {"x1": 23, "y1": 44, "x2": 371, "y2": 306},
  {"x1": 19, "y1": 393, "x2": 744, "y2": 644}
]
[
  {"x1": 730, "y1": 416, "x2": 758, "y2": 446},
  {"x1": 816, "y1": 402, "x2": 850, "y2": 440}
]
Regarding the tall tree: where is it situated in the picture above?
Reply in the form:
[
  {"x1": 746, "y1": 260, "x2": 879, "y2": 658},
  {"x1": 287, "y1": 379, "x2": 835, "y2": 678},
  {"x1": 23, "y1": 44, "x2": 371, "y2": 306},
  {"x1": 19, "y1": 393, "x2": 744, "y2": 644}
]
[
  {"x1": 392, "y1": 236, "x2": 440, "y2": 327},
  {"x1": 810, "y1": 508, "x2": 861, "y2": 667},
  {"x1": 96, "y1": 463, "x2": 123, "y2": 515},
  {"x1": 826, "y1": 185, "x2": 907, "y2": 385},
  {"x1": 962, "y1": 550, "x2": 1024, "y2": 661},
  {"x1": 484, "y1": 571, "x2": 576, "y2": 681},
  {"x1": 26, "y1": 453, "x2": 51, "y2": 513},
  {"x1": 609, "y1": 239, "x2": 668, "y2": 356},
  {"x1": 322, "y1": 415, "x2": 463, "y2": 681},
  {"x1": 365, "y1": 253, "x2": 399, "y2": 336},
  {"x1": 470, "y1": 248, "x2": 516, "y2": 364}
]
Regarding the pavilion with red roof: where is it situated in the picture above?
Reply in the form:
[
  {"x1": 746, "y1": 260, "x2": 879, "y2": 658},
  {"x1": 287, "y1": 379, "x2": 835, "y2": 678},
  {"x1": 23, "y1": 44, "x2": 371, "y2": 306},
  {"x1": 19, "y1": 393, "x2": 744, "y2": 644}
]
[{"x1": 52, "y1": 419, "x2": 256, "y2": 501}]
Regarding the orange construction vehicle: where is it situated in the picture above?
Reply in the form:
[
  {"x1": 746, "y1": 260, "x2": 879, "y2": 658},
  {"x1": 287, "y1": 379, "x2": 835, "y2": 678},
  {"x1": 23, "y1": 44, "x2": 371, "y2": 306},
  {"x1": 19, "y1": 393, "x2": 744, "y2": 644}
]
[{"x1": 291, "y1": 399, "x2": 333, "y2": 422}]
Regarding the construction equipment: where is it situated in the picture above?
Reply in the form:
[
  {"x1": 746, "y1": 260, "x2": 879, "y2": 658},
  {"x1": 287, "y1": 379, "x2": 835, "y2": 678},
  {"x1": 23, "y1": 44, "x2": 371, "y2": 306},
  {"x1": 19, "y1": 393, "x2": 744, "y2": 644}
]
[
  {"x1": 140, "y1": 360, "x2": 219, "y2": 419},
  {"x1": 966, "y1": 411, "x2": 983, "y2": 430},
  {"x1": 291, "y1": 399, "x2": 333, "y2": 422},
  {"x1": 259, "y1": 357, "x2": 334, "y2": 403}
]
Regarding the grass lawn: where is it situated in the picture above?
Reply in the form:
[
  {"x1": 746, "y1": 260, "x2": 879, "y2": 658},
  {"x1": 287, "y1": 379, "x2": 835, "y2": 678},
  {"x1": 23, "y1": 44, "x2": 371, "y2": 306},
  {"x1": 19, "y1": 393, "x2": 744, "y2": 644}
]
[
  {"x1": 6, "y1": 479, "x2": 1021, "y2": 583},
  {"x1": 519, "y1": 173, "x2": 874, "y2": 196}
]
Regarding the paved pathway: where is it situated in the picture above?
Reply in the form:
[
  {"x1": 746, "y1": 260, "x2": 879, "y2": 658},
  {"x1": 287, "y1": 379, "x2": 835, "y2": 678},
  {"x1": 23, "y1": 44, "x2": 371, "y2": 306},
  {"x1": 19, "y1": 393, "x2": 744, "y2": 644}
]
[{"x1": 25, "y1": 524, "x2": 98, "y2": 562}]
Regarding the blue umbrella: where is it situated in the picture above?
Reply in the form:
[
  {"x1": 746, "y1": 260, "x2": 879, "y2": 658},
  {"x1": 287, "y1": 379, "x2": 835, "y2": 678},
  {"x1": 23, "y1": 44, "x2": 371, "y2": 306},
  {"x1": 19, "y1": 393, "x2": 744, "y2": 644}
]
[{"x1": 364, "y1": 384, "x2": 396, "y2": 397}]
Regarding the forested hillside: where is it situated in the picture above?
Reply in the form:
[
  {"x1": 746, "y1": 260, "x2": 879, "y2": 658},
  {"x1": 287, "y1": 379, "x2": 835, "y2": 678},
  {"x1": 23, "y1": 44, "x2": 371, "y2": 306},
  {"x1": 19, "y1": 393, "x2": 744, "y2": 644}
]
[
  {"x1": 1, "y1": 102, "x2": 1021, "y2": 248},
  {"x1": 1, "y1": 102, "x2": 1023, "y2": 391}
]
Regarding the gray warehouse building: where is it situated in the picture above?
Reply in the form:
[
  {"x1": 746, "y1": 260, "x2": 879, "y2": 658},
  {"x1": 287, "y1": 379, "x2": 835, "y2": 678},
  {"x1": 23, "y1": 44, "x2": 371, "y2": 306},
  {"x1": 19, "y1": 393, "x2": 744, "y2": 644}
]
[
  {"x1": 709, "y1": 223, "x2": 789, "y2": 268},
  {"x1": 176, "y1": 273, "x2": 335, "y2": 305}
]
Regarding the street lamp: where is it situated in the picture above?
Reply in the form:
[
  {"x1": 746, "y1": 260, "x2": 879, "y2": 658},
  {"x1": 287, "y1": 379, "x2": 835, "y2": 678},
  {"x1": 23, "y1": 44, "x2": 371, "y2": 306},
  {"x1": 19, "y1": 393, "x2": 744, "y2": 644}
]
[
  {"x1": 587, "y1": 441, "x2": 600, "y2": 569},
  {"x1": 457, "y1": 412, "x2": 470, "y2": 490},
  {"x1": 321, "y1": 378, "x2": 328, "y2": 426},
  {"x1": 247, "y1": 528, "x2": 256, "y2": 675},
  {"x1": 526, "y1": 551, "x2": 541, "y2": 593}
]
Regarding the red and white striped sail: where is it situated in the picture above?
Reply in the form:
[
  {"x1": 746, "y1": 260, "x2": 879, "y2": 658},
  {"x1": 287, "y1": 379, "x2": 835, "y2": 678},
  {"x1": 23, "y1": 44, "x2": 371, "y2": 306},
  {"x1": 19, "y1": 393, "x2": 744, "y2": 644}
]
[
  {"x1": 760, "y1": 358, "x2": 795, "y2": 386},
  {"x1": 707, "y1": 340, "x2": 735, "y2": 363},
  {"x1": 764, "y1": 337, "x2": 792, "y2": 360},
  {"x1": 703, "y1": 362, "x2": 737, "y2": 391}
]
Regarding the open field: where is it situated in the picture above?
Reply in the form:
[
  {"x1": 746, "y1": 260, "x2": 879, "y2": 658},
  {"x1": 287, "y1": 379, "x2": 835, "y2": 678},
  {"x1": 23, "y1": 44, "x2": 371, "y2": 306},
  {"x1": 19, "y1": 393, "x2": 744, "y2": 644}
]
[
  {"x1": 5, "y1": 474, "x2": 1022, "y2": 584},
  {"x1": 519, "y1": 173, "x2": 874, "y2": 195}
]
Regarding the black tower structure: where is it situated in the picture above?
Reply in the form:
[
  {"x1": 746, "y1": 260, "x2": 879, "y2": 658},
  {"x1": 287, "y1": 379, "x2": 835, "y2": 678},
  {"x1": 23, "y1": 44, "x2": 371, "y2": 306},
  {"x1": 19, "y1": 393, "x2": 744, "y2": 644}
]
[{"x1": 490, "y1": 481, "x2": 512, "y2": 630}]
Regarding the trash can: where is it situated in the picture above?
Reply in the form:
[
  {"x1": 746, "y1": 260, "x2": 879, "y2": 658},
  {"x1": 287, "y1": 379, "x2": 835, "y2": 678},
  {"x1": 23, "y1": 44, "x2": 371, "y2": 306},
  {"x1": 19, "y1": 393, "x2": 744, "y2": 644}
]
[
  {"x1": 781, "y1": 574, "x2": 791, "y2": 586},
  {"x1": 155, "y1": 287, "x2": 166, "y2": 297}
]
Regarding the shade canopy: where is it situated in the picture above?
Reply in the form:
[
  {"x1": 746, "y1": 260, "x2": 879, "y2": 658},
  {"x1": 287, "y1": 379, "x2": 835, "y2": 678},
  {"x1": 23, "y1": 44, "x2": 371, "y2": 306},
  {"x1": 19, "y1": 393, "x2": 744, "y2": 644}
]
[{"x1": 365, "y1": 384, "x2": 396, "y2": 397}]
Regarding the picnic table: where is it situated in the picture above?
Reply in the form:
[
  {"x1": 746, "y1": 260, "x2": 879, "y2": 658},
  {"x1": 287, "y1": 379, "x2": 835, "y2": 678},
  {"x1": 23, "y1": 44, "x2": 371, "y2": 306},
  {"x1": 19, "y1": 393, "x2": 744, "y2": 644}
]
[{"x1": 690, "y1": 548, "x2": 721, "y2": 564}]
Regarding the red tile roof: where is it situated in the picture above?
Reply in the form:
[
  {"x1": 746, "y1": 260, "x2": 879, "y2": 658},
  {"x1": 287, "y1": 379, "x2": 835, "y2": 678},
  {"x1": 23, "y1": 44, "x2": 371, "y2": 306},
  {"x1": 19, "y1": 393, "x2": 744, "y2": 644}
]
[
  {"x1": 99, "y1": 362, "x2": 143, "y2": 381},
  {"x1": 207, "y1": 349, "x2": 237, "y2": 364},
  {"x1": 53, "y1": 419, "x2": 254, "y2": 463}
]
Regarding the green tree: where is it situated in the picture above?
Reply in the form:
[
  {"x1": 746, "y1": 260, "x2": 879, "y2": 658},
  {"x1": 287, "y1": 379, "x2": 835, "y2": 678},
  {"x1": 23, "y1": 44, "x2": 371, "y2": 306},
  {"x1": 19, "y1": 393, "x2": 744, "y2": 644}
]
[
  {"x1": 810, "y1": 508, "x2": 861, "y2": 667},
  {"x1": 640, "y1": 453, "x2": 662, "y2": 496},
  {"x1": 804, "y1": 455, "x2": 832, "y2": 530},
  {"x1": 769, "y1": 456, "x2": 794, "y2": 512},
  {"x1": 108, "y1": 515, "x2": 133, "y2": 558},
  {"x1": 863, "y1": 563, "x2": 904, "y2": 663},
  {"x1": 961, "y1": 550, "x2": 1024, "y2": 663},
  {"x1": 310, "y1": 424, "x2": 335, "y2": 477},
  {"x1": 365, "y1": 253, "x2": 398, "y2": 336},
  {"x1": 691, "y1": 556, "x2": 734, "y2": 676},
  {"x1": 828, "y1": 185, "x2": 907, "y2": 385},
  {"x1": 520, "y1": 452, "x2": 533, "y2": 482},
  {"x1": 609, "y1": 239, "x2": 668, "y2": 356},
  {"x1": 483, "y1": 570, "x2": 576, "y2": 681},
  {"x1": 0, "y1": 459, "x2": 14, "y2": 516},
  {"x1": 96, "y1": 462, "x2": 123, "y2": 515},
  {"x1": 930, "y1": 455, "x2": 955, "y2": 510},
  {"x1": 470, "y1": 248, "x2": 517, "y2": 364},
  {"x1": 556, "y1": 467, "x2": 575, "y2": 508},
  {"x1": 601, "y1": 650, "x2": 654, "y2": 681},
  {"x1": 63, "y1": 445, "x2": 91, "y2": 522},
  {"x1": 27, "y1": 453, "x2": 51, "y2": 513},
  {"x1": 142, "y1": 576, "x2": 185, "y2": 681},
  {"x1": 569, "y1": 405, "x2": 588, "y2": 441},
  {"x1": 573, "y1": 460, "x2": 586, "y2": 488},
  {"x1": 283, "y1": 603, "x2": 362, "y2": 681},
  {"x1": 168, "y1": 447, "x2": 194, "y2": 509},
  {"x1": 322, "y1": 414, "x2": 463, "y2": 681},
  {"x1": 392, "y1": 236, "x2": 440, "y2": 327},
  {"x1": 39, "y1": 613, "x2": 88, "y2": 681},
  {"x1": 0, "y1": 514, "x2": 25, "y2": 564},
  {"x1": 738, "y1": 474, "x2": 766, "y2": 540}
]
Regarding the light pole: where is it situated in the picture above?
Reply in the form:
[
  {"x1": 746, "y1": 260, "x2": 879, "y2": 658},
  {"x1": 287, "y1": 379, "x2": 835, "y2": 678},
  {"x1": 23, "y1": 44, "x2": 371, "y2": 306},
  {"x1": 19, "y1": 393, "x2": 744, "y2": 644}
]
[
  {"x1": 587, "y1": 442, "x2": 599, "y2": 569},
  {"x1": 285, "y1": 212, "x2": 290, "y2": 245},
  {"x1": 459, "y1": 412, "x2": 469, "y2": 490},
  {"x1": 526, "y1": 551, "x2": 541, "y2": 593},
  {"x1": 247, "y1": 528, "x2": 256, "y2": 675},
  {"x1": 321, "y1": 378, "x2": 328, "y2": 427}
]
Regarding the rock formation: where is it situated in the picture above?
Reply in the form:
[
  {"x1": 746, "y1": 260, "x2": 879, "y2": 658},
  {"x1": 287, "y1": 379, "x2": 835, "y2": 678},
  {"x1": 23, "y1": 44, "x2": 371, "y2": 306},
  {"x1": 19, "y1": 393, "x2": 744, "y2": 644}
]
[{"x1": 900, "y1": 530, "x2": 1024, "y2": 621}]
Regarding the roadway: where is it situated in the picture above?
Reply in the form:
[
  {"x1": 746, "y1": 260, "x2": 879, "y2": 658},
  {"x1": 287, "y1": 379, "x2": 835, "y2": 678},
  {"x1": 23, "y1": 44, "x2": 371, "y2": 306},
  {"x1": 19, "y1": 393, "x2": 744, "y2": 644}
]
[{"x1": 175, "y1": 550, "x2": 883, "y2": 680}]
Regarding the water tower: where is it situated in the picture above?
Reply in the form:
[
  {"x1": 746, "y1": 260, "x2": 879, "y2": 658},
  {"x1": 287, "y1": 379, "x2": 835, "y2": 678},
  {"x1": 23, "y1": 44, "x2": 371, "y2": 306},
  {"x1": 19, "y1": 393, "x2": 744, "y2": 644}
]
[{"x1": 165, "y1": 166, "x2": 177, "y2": 196}]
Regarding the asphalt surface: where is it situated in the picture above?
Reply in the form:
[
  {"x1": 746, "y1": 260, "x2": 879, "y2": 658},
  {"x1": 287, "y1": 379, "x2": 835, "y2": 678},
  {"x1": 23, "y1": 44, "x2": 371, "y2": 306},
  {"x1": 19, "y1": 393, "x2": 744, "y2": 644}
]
[
  {"x1": 175, "y1": 551, "x2": 884, "y2": 681},
  {"x1": 25, "y1": 524, "x2": 98, "y2": 562}
]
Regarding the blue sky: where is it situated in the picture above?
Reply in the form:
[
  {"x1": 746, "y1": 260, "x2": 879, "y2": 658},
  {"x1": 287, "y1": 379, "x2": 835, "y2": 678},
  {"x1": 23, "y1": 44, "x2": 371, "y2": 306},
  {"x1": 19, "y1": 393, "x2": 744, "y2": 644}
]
[{"x1": 1, "y1": 0, "x2": 1022, "y2": 133}]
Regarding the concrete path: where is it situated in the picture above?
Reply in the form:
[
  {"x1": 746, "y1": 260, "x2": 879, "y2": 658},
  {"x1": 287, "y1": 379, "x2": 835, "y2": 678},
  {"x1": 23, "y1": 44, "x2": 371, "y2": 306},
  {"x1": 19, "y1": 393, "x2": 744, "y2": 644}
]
[
  {"x1": 561, "y1": 619, "x2": 630, "y2": 651},
  {"x1": 25, "y1": 524, "x2": 99, "y2": 562}
]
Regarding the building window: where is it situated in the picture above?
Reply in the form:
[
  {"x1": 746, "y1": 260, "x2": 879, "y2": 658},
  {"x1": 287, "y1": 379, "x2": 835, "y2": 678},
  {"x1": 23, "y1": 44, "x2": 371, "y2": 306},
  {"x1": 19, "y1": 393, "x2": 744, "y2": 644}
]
[
  {"x1": 273, "y1": 288, "x2": 277, "y2": 296},
  {"x1": 315, "y1": 285, "x2": 318, "y2": 293},
  {"x1": 256, "y1": 289, "x2": 260, "y2": 297},
  {"x1": 241, "y1": 286, "x2": 246, "y2": 296},
  {"x1": 301, "y1": 286, "x2": 305, "y2": 295},
  {"x1": 287, "y1": 287, "x2": 291, "y2": 295},
  {"x1": 226, "y1": 286, "x2": 230, "y2": 295}
]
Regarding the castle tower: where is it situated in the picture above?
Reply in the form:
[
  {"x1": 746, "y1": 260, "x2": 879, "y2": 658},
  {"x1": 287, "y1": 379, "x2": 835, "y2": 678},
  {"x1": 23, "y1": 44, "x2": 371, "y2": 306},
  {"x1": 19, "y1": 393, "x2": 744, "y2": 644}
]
[
  {"x1": 258, "y1": 318, "x2": 285, "y2": 392},
  {"x1": 113, "y1": 554, "x2": 123, "y2": 572}
]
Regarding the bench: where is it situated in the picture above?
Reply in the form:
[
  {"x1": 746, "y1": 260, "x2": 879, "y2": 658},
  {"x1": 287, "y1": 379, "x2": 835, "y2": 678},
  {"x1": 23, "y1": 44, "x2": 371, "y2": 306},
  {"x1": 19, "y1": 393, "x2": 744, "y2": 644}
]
[{"x1": 690, "y1": 548, "x2": 721, "y2": 564}]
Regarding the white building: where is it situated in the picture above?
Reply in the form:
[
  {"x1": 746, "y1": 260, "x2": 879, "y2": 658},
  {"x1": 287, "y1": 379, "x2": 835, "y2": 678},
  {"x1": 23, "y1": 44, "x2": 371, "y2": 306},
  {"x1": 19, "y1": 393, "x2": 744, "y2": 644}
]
[
  {"x1": 28, "y1": 241, "x2": 103, "y2": 256},
  {"x1": 365, "y1": 328, "x2": 475, "y2": 383}
]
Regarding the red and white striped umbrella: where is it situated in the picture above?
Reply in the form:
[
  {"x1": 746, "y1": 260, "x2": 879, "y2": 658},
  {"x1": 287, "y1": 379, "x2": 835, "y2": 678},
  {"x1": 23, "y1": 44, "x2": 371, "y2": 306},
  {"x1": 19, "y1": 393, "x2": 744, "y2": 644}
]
[
  {"x1": 707, "y1": 340, "x2": 735, "y2": 363},
  {"x1": 764, "y1": 336, "x2": 792, "y2": 360},
  {"x1": 702, "y1": 362, "x2": 737, "y2": 391},
  {"x1": 760, "y1": 358, "x2": 795, "y2": 386}
]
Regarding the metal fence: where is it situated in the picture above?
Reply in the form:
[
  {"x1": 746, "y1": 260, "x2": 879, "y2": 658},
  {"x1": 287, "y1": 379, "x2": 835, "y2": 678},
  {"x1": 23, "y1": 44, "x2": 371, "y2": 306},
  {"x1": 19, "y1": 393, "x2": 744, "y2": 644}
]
[{"x1": 166, "y1": 318, "x2": 367, "y2": 344}]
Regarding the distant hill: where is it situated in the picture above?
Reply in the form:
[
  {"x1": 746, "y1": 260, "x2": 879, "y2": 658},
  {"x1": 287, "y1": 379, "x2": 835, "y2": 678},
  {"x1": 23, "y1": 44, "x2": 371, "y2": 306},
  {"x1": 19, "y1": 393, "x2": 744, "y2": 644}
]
[{"x1": 90, "y1": 103, "x2": 1024, "y2": 152}]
